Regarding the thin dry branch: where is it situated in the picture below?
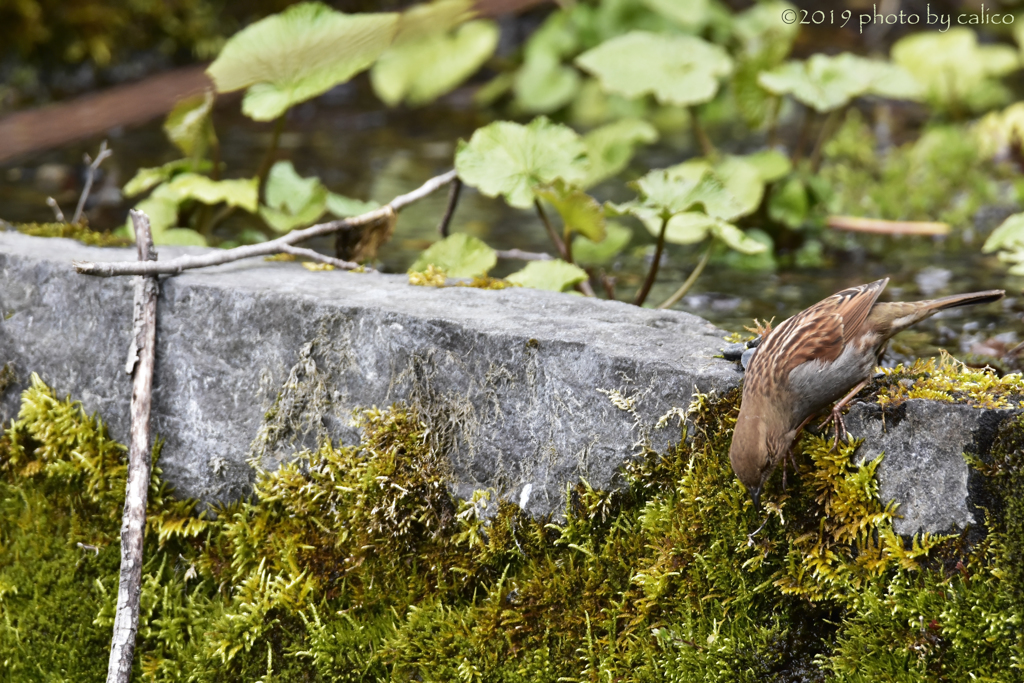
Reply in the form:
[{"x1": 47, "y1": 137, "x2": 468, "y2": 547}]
[
  {"x1": 74, "y1": 170, "x2": 457, "y2": 277},
  {"x1": 277, "y1": 244, "x2": 373, "y2": 271},
  {"x1": 73, "y1": 140, "x2": 112, "y2": 225},
  {"x1": 46, "y1": 196, "x2": 66, "y2": 222},
  {"x1": 106, "y1": 210, "x2": 159, "y2": 682},
  {"x1": 495, "y1": 248, "x2": 553, "y2": 261},
  {"x1": 827, "y1": 215, "x2": 950, "y2": 236}
]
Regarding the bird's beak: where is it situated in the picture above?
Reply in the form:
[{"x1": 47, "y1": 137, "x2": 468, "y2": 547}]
[{"x1": 751, "y1": 486, "x2": 762, "y2": 512}]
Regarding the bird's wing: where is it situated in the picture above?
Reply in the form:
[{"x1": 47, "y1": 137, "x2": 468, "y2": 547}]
[{"x1": 745, "y1": 278, "x2": 888, "y2": 394}]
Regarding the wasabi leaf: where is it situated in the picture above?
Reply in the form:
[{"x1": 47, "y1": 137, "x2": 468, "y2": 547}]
[
  {"x1": 573, "y1": 221, "x2": 631, "y2": 265},
  {"x1": 640, "y1": 0, "x2": 708, "y2": 29},
  {"x1": 326, "y1": 192, "x2": 381, "y2": 218},
  {"x1": 534, "y1": 179, "x2": 605, "y2": 242},
  {"x1": 455, "y1": 117, "x2": 588, "y2": 209},
  {"x1": 207, "y1": 3, "x2": 398, "y2": 121},
  {"x1": 582, "y1": 118, "x2": 658, "y2": 187},
  {"x1": 265, "y1": 161, "x2": 320, "y2": 214},
  {"x1": 506, "y1": 259, "x2": 587, "y2": 292},
  {"x1": 409, "y1": 233, "x2": 497, "y2": 277},
  {"x1": 743, "y1": 150, "x2": 791, "y2": 183},
  {"x1": 162, "y1": 174, "x2": 259, "y2": 212},
  {"x1": 164, "y1": 90, "x2": 216, "y2": 158},
  {"x1": 371, "y1": 20, "x2": 499, "y2": 106},
  {"x1": 892, "y1": 29, "x2": 1018, "y2": 112},
  {"x1": 123, "y1": 160, "x2": 199, "y2": 198},
  {"x1": 666, "y1": 156, "x2": 764, "y2": 219},
  {"x1": 576, "y1": 31, "x2": 732, "y2": 107},
  {"x1": 513, "y1": 51, "x2": 581, "y2": 114}
]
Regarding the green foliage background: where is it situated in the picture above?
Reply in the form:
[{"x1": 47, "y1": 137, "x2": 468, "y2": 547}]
[{"x1": 1, "y1": 371, "x2": 1022, "y2": 680}]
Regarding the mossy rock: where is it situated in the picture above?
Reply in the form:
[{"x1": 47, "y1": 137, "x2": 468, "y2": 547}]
[{"x1": 1, "y1": 373, "x2": 1022, "y2": 680}]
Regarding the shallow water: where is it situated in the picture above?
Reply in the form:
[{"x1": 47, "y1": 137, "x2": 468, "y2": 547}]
[{"x1": 2, "y1": 80, "x2": 1022, "y2": 355}]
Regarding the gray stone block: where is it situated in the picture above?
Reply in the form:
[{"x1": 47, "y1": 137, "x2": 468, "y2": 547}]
[
  {"x1": 845, "y1": 399, "x2": 1020, "y2": 536},
  {"x1": 0, "y1": 233, "x2": 741, "y2": 517}
]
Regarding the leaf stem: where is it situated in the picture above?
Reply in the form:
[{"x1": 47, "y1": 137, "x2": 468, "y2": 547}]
[
  {"x1": 437, "y1": 177, "x2": 462, "y2": 237},
  {"x1": 657, "y1": 242, "x2": 713, "y2": 309},
  {"x1": 633, "y1": 216, "x2": 669, "y2": 306},
  {"x1": 792, "y1": 106, "x2": 814, "y2": 163},
  {"x1": 808, "y1": 108, "x2": 841, "y2": 172},
  {"x1": 535, "y1": 199, "x2": 567, "y2": 260},
  {"x1": 256, "y1": 114, "x2": 287, "y2": 199},
  {"x1": 690, "y1": 108, "x2": 716, "y2": 157}
]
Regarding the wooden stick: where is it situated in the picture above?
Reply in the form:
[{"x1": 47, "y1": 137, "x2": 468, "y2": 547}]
[
  {"x1": 107, "y1": 210, "x2": 159, "y2": 682},
  {"x1": 827, "y1": 215, "x2": 950, "y2": 236},
  {"x1": 495, "y1": 248, "x2": 553, "y2": 261},
  {"x1": 74, "y1": 170, "x2": 457, "y2": 277}
]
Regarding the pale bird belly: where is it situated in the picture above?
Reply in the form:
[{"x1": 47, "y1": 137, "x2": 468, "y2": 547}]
[{"x1": 786, "y1": 342, "x2": 876, "y2": 423}]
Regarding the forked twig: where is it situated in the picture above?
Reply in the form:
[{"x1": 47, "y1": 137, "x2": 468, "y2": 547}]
[
  {"x1": 73, "y1": 140, "x2": 112, "y2": 225},
  {"x1": 73, "y1": 170, "x2": 457, "y2": 277}
]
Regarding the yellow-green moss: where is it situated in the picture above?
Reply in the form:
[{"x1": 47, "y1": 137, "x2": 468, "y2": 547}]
[
  {"x1": 1, "y1": 374, "x2": 1021, "y2": 681},
  {"x1": 872, "y1": 352, "x2": 1024, "y2": 410},
  {"x1": 15, "y1": 221, "x2": 133, "y2": 248}
]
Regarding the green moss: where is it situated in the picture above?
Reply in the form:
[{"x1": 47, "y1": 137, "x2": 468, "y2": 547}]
[
  {"x1": 15, "y1": 221, "x2": 133, "y2": 248},
  {"x1": 1, "y1": 374, "x2": 1022, "y2": 681},
  {"x1": 871, "y1": 352, "x2": 1024, "y2": 410}
]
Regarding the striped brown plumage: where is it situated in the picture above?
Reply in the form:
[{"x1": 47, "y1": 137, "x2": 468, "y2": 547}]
[{"x1": 729, "y1": 278, "x2": 1004, "y2": 509}]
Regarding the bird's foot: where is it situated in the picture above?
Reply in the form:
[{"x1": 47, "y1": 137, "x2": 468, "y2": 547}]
[
  {"x1": 818, "y1": 407, "x2": 849, "y2": 451},
  {"x1": 747, "y1": 516, "x2": 770, "y2": 546}
]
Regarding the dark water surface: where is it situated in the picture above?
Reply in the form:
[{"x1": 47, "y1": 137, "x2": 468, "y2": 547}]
[{"x1": 2, "y1": 81, "x2": 1022, "y2": 354}]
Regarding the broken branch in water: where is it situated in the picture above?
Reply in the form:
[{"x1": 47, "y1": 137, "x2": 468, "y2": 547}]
[
  {"x1": 827, "y1": 215, "x2": 950, "y2": 236},
  {"x1": 73, "y1": 170, "x2": 457, "y2": 277},
  {"x1": 495, "y1": 248, "x2": 553, "y2": 261}
]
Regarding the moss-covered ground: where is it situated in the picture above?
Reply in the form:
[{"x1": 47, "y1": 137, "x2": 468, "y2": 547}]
[{"x1": 1, "y1": 372, "x2": 1022, "y2": 681}]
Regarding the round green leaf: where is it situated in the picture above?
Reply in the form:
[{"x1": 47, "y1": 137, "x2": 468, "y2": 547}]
[
  {"x1": 640, "y1": 0, "x2": 708, "y2": 29},
  {"x1": 573, "y1": 221, "x2": 631, "y2": 265},
  {"x1": 983, "y1": 212, "x2": 1024, "y2": 253},
  {"x1": 410, "y1": 233, "x2": 497, "y2": 277},
  {"x1": 513, "y1": 51, "x2": 581, "y2": 114},
  {"x1": 371, "y1": 20, "x2": 499, "y2": 107},
  {"x1": 582, "y1": 118, "x2": 658, "y2": 187},
  {"x1": 163, "y1": 174, "x2": 259, "y2": 213},
  {"x1": 758, "y1": 53, "x2": 873, "y2": 113},
  {"x1": 667, "y1": 156, "x2": 764, "y2": 220},
  {"x1": 535, "y1": 179, "x2": 605, "y2": 242},
  {"x1": 505, "y1": 259, "x2": 587, "y2": 292},
  {"x1": 892, "y1": 28, "x2": 1019, "y2": 113},
  {"x1": 265, "y1": 161, "x2": 321, "y2": 214},
  {"x1": 743, "y1": 150, "x2": 791, "y2": 183},
  {"x1": 157, "y1": 228, "x2": 209, "y2": 247},
  {"x1": 455, "y1": 117, "x2": 588, "y2": 209},
  {"x1": 207, "y1": 3, "x2": 399, "y2": 121},
  {"x1": 326, "y1": 192, "x2": 381, "y2": 218},
  {"x1": 164, "y1": 90, "x2": 216, "y2": 158},
  {"x1": 575, "y1": 31, "x2": 732, "y2": 107},
  {"x1": 123, "y1": 160, "x2": 197, "y2": 198}
]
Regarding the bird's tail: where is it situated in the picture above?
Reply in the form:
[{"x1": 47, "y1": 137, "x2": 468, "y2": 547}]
[{"x1": 870, "y1": 289, "x2": 1005, "y2": 338}]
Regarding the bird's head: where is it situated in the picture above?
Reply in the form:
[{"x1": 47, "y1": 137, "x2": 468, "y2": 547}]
[{"x1": 728, "y1": 406, "x2": 796, "y2": 510}]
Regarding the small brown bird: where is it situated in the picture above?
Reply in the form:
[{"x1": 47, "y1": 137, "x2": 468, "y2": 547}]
[{"x1": 729, "y1": 278, "x2": 1004, "y2": 509}]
